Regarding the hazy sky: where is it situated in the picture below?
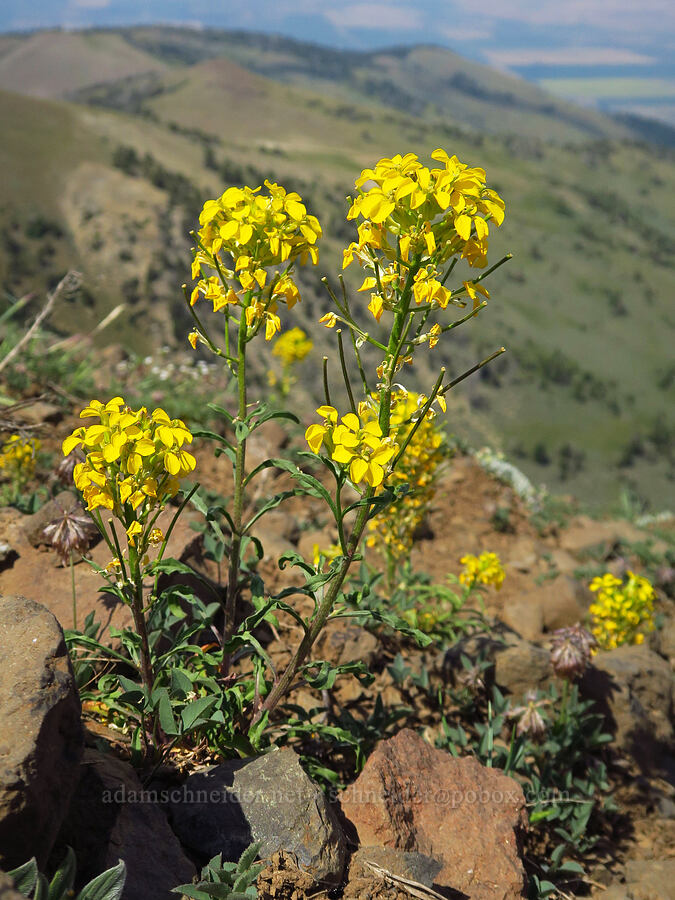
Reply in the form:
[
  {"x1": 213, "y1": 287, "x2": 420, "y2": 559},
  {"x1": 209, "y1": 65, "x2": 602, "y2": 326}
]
[{"x1": 2, "y1": 1, "x2": 673, "y2": 65}]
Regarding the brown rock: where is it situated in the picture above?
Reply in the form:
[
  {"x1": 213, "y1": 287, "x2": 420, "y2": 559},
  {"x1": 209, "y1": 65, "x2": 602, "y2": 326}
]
[
  {"x1": 0, "y1": 871, "x2": 24, "y2": 899},
  {"x1": 171, "y1": 748, "x2": 346, "y2": 886},
  {"x1": 560, "y1": 516, "x2": 647, "y2": 554},
  {"x1": 54, "y1": 749, "x2": 195, "y2": 900},
  {"x1": 0, "y1": 503, "x2": 202, "y2": 634},
  {"x1": 505, "y1": 538, "x2": 541, "y2": 573},
  {"x1": 624, "y1": 858, "x2": 675, "y2": 900},
  {"x1": 494, "y1": 636, "x2": 551, "y2": 698},
  {"x1": 548, "y1": 549, "x2": 578, "y2": 575},
  {"x1": 340, "y1": 730, "x2": 527, "y2": 899},
  {"x1": 13, "y1": 401, "x2": 63, "y2": 426},
  {"x1": 540, "y1": 576, "x2": 586, "y2": 632},
  {"x1": 501, "y1": 595, "x2": 544, "y2": 641},
  {"x1": 581, "y1": 644, "x2": 674, "y2": 772},
  {"x1": 317, "y1": 620, "x2": 379, "y2": 668},
  {"x1": 0, "y1": 596, "x2": 83, "y2": 869}
]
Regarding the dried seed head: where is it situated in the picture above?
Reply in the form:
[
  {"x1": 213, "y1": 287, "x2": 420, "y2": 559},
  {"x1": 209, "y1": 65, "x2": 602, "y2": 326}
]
[
  {"x1": 550, "y1": 624, "x2": 597, "y2": 680},
  {"x1": 509, "y1": 690, "x2": 549, "y2": 740},
  {"x1": 56, "y1": 449, "x2": 84, "y2": 485},
  {"x1": 42, "y1": 502, "x2": 95, "y2": 564}
]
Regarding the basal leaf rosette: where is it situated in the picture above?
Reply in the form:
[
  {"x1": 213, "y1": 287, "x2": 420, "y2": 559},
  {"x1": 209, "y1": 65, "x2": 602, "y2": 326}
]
[
  {"x1": 62, "y1": 397, "x2": 196, "y2": 521},
  {"x1": 305, "y1": 405, "x2": 398, "y2": 489},
  {"x1": 342, "y1": 149, "x2": 505, "y2": 326},
  {"x1": 190, "y1": 180, "x2": 322, "y2": 341}
]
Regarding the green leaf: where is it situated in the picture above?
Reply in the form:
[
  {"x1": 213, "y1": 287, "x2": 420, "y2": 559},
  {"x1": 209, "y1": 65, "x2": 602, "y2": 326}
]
[
  {"x1": 7, "y1": 858, "x2": 38, "y2": 896},
  {"x1": 171, "y1": 667, "x2": 194, "y2": 695},
  {"x1": 146, "y1": 558, "x2": 197, "y2": 577},
  {"x1": 77, "y1": 860, "x2": 126, "y2": 900},
  {"x1": 206, "y1": 403, "x2": 235, "y2": 423},
  {"x1": 48, "y1": 847, "x2": 76, "y2": 900},
  {"x1": 236, "y1": 842, "x2": 262, "y2": 875},
  {"x1": 191, "y1": 428, "x2": 235, "y2": 451},
  {"x1": 235, "y1": 421, "x2": 250, "y2": 442},
  {"x1": 340, "y1": 608, "x2": 432, "y2": 647},
  {"x1": 243, "y1": 490, "x2": 299, "y2": 534},
  {"x1": 34, "y1": 874, "x2": 49, "y2": 900},
  {"x1": 117, "y1": 674, "x2": 143, "y2": 695},
  {"x1": 171, "y1": 887, "x2": 213, "y2": 900},
  {"x1": 182, "y1": 695, "x2": 218, "y2": 731},
  {"x1": 155, "y1": 687, "x2": 179, "y2": 736}
]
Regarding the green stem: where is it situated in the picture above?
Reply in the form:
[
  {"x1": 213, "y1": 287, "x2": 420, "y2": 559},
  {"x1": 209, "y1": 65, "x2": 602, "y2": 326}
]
[
  {"x1": 222, "y1": 309, "x2": 248, "y2": 673},
  {"x1": 378, "y1": 257, "x2": 419, "y2": 435},
  {"x1": 70, "y1": 552, "x2": 77, "y2": 630},
  {"x1": 322, "y1": 357, "x2": 331, "y2": 406},
  {"x1": 336, "y1": 330, "x2": 356, "y2": 414},
  {"x1": 439, "y1": 347, "x2": 506, "y2": 397},
  {"x1": 257, "y1": 491, "x2": 373, "y2": 718},
  {"x1": 127, "y1": 544, "x2": 154, "y2": 757}
]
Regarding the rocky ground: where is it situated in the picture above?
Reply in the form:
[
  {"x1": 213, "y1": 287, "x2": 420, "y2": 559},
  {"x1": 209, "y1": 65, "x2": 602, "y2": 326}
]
[{"x1": 0, "y1": 395, "x2": 673, "y2": 899}]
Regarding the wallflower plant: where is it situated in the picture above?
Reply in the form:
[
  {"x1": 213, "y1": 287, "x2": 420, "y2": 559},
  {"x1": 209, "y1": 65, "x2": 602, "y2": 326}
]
[
  {"x1": 181, "y1": 147, "x2": 508, "y2": 728},
  {"x1": 62, "y1": 397, "x2": 199, "y2": 755},
  {"x1": 65, "y1": 147, "x2": 509, "y2": 759}
]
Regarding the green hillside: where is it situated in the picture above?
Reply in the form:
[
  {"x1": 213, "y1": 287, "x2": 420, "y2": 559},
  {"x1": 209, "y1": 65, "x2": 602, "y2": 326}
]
[{"x1": 0, "y1": 27, "x2": 673, "y2": 512}]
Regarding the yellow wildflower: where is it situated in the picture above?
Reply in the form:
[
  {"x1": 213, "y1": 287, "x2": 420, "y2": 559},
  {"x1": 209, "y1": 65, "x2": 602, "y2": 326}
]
[
  {"x1": 459, "y1": 551, "x2": 505, "y2": 589},
  {"x1": 589, "y1": 570, "x2": 655, "y2": 650},
  {"x1": 305, "y1": 406, "x2": 397, "y2": 488}
]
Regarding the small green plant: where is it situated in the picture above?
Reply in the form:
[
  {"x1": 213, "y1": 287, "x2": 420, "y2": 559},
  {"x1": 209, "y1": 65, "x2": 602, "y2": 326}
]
[
  {"x1": 0, "y1": 432, "x2": 42, "y2": 508},
  {"x1": 438, "y1": 682, "x2": 614, "y2": 890},
  {"x1": 172, "y1": 842, "x2": 263, "y2": 900},
  {"x1": 8, "y1": 847, "x2": 126, "y2": 900}
]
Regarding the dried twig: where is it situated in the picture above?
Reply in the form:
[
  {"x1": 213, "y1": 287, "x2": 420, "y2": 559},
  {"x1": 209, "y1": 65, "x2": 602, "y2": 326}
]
[
  {"x1": 364, "y1": 860, "x2": 453, "y2": 900},
  {"x1": 0, "y1": 270, "x2": 80, "y2": 376}
]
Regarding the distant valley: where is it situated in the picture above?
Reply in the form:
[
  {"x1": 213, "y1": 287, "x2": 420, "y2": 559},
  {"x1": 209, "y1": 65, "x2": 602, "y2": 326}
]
[{"x1": 0, "y1": 26, "x2": 673, "y2": 511}]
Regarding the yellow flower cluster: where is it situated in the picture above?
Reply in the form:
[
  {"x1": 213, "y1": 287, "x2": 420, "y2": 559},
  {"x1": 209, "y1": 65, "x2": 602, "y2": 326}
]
[
  {"x1": 343, "y1": 150, "x2": 505, "y2": 324},
  {"x1": 459, "y1": 551, "x2": 505, "y2": 589},
  {"x1": 365, "y1": 392, "x2": 446, "y2": 562},
  {"x1": 190, "y1": 181, "x2": 321, "y2": 340},
  {"x1": 589, "y1": 571, "x2": 655, "y2": 650},
  {"x1": 272, "y1": 327, "x2": 313, "y2": 367},
  {"x1": 0, "y1": 434, "x2": 40, "y2": 481},
  {"x1": 63, "y1": 397, "x2": 196, "y2": 513},
  {"x1": 305, "y1": 405, "x2": 398, "y2": 488}
]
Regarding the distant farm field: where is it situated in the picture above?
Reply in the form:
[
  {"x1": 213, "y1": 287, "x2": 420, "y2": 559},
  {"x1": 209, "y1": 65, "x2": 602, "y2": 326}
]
[{"x1": 540, "y1": 77, "x2": 675, "y2": 100}]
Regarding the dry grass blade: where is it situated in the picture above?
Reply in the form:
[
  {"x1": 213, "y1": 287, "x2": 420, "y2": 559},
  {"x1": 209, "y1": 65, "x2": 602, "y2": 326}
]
[
  {"x1": 0, "y1": 270, "x2": 81, "y2": 376},
  {"x1": 364, "y1": 860, "x2": 454, "y2": 900}
]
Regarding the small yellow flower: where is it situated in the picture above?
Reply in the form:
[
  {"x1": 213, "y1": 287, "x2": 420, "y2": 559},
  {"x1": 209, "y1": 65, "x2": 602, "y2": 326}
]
[
  {"x1": 589, "y1": 570, "x2": 655, "y2": 649},
  {"x1": 272, "y1": 327, "x2": 313, "y2": 367},
  {"x1": 460, "y1": 551, "x2": 505, "y2": 589},
  {"x1": 305, "y1": 406, "x2": 397, "y2": 488}
]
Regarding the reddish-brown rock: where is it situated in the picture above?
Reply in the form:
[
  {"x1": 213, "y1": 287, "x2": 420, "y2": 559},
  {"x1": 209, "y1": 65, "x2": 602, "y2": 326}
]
[{"x1": 340, "y1": 730, "x2": 527, "y2": 900}]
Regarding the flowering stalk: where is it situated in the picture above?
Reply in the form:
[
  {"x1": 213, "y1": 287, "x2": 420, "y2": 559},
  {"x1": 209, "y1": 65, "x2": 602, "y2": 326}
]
[
  {"x1": 62, "y1": 397, "x2": 197, "y2": 753},
  {"x1": 189, "y1": 149, "x2": 508, "y2": 725}
]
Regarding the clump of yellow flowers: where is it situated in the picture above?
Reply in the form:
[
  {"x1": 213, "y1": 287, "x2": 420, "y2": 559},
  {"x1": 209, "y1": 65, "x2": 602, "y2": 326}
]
[
  {"x1": 272, "y1": 327, "x2": 313, "y2": 367},
  {"x1": 305, "y1": 405, "x2": 397, "y2": 488},
  {"x1": 62, "y1": 397, "x2": 198, "y2": 714},
  {"x1": 365, "y1": 391, "x2": 446, "y2": 568},
  {"x1": 460, "y1": 551, "x2": 506, "y2": 589},
  {"x1": 269, "y1": 327, "x2": 313, "y2": 398},
  {"x1": 341, "y1": 149, "x2": 504, "y2": 329},
  {"x1": 0, "y1": 433, "x2": 41, "y2": 481},
  {"x1": 63, "y1": 397, "x2": 195, "y2": 516},
  {"x1": 189, "y1": 181, "x2": 321, "y2": 342},
  {"x1": 589, "y1": 571, "x2": 655, "y2": 650}
]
